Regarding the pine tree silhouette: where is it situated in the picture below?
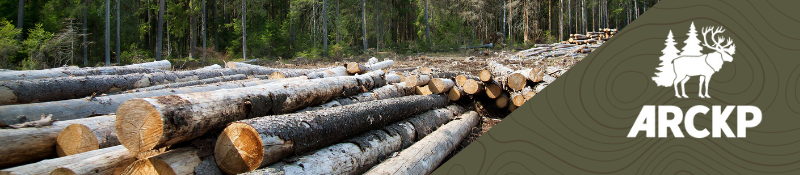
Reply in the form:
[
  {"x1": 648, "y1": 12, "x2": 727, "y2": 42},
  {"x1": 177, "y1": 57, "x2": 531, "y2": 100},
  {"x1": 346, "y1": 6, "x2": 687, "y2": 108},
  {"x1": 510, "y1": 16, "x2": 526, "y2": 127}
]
[
  {"x1": 680, "y1": 22, "x2": 704, "y2": 56},
  {"x1": 653, "y1": 30, "x2": 680, "y2": 86}
]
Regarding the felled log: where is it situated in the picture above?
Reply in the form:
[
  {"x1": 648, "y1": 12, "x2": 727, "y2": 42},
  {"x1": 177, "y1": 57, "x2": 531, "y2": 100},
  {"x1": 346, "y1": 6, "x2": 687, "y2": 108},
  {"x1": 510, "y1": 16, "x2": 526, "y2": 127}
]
[
  {"x1": 56, "y1": 115, "x2": 118, "y2": 157},
  {"x1": 1, "y1": 145, "x2": 132, "y2": 175},
  {"x1": 495, "y1": 94, "x2": 509, "y2": 108},
  {"x1": 514, "y1": 67, "x2": 544, "y2": 83},
  {"x1": 198, "y1": 64, "x2": 221, "y2": 70},
  {"x1": 126, "y1": 74, "x2": 249, "y2": 92},
  {"x1": 297, "y1": 82, "x2": 414, "y2": 112},
  {"x1": 121, "y1": 147, "x2": 219, "y2": 175},
  {"x1": 347, "y1": 60, "x2": 395, "y2": 74},
  {"x1": 462, "y1": 79, "x2": 485, "y2": 95},
  {"x1": 414, "y1": 85, "x2": 433, "y2": 95},
  {"x1": 0, "y1": 60, "x2": 171, "y2": 81},
  {"x1": 428, "y1": 78, "x2": 454, "y2": 94},
  {"x1": 486, "y1": 61, "x2": 527, "y2": 91},
  {"x1": 305, "y1": 67, "x2": 348, "y2": 79},
  {"x1": 0, "y1": 115, "x2": 117, "y2": 168},
  {"x1": 404, "y1": 74, "x2": 431, "y2": 87},
  {"x1": 115, "y1": 71, "x2": 387, "y2": 156},
  {"x1": 448, "y1": 85, "x2": 467, "y2": 101},
  {"x1": 511, "y1": 86, "x2": 535, "y2": 107},
  {"x1": 224, "y1": 62, "x2": 259, "y2": 68},
  {"x1": 0, "y1": 77, "x2": 307, "y2": 125},
  {"x1": 364, "y1": 111, "x2": 480, "y2": 175},
  {"x1": 454, "y1": 75, "x2": 479, "y2": 87},
  {"x1": 485, "y1": 81, "x2": 504, "y2": 99},
  {"x1": 214, "y1": 95, "x2": 450, "y2": 174},
  {"x1": 509, "y1": 103, "x2": 517, "y2": 112},
  {"x1": 0, "y1": 67, "x2": 291, "y2": 105},
  {"x1": 270, "y1": 67, "x2": 332, "y2": 79},
  {"x1": 248, "y1": 105, "x2": 464, "y2": 175}
]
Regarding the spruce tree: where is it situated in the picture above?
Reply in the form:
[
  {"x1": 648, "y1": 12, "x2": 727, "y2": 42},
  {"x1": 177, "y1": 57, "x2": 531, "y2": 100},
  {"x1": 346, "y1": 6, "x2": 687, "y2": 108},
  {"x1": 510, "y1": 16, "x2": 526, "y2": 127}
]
[{"x1": 680, "y1": 22, "x2": 704, "y2": 56}]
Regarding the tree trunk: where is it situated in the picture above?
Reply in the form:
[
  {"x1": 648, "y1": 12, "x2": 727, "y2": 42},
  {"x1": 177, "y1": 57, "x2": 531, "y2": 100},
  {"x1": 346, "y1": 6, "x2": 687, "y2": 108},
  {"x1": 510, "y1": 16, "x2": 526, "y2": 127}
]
[
  {"x1": 365, "y1": 111, "x2": 479, "y2": 175},
  {"x1": 48, "y1": 146, "x2": 132, "y2": 175},
  {"x1": 121, "y1": 146, "x2": 220, "y2": 175},
  {"x1": 115, "y1": 71, "x2": 389, "y2": 157},
  {"x1": 105, "y1": 0, "x2": 111, "y2": 66},
  {"x1": 155, "y1": 0, "x2": 164, "y2": 61},
  {"x1": 486, "y1": 81, "x2": 503, "y2": 99},
  {"x1": 424, "y1": 0, "x2": 430, "y2": 47},
  {"x1": 2, "y1": 145, "x2": 132, "y2": 175},
  {"x1": 305, "y1": 67, "x2": 348, "y2": 79},
  {"x1": 0, "y1": 77, "x2": 308, "y2": 126},
  {"x1": 346, "y1": 60, "x2": 394, "y2": 74},
  {"x1": 0, "y1": 67, "x2": 292, "y2": 105},
  {"x1": 511, "y1": 86, "x2": 535, "y2": 106},
  {"x1": 247, "y1": 105, "x2": 464, "y2": 175},
  {"x1": 486, "y1": 61, "x2": 526, "y2": 91},
  {"x1": 128, "y1": 74, "x2": 248, "y2": 92},
  {"x1": 495, "y1": 93, "x2": 509, "y2": 108},
  {"x1": 455, "y1": 74, "x2": 479, "y2": 87},
  {"x1": 16, "y1": 0, "x2": 23, "y2": 40},
  {"x1": 0, "y1": 60, "x2": 171, "y2": 81},
  {"x1": 323, "y1": 0, "x2": 328, "y2": 57},
  {"x1": 241, "y1": 0, "x2": 247, "y2": 59},
  {"x1": 560, "y1": 0, "x2": 563, "y2": 40},
  {"x1": 449, "y1": 85, "x2": 466, "y2": 101},
  {"x1": 83, "y1": 2, "x2": 88, "y2": 66},
  {"x1": 214, "y1": 0, "x2": 219, "y2": 51},
  {"x1": 202, "y1": 0, "x2": 207, "y2": 62},
  {"x1": 375, "y1": 0, "x2": 379, "y2": 52},
  {"x1": 297, "y1": 82, "x2": 414, "y2": 112},
  {"x1": 549, "y1": 0, "x2": 552, "y2": 34},
  {"x1": 514, "y1": 67, "x2": 544, "y2": 83},
  {"x1": 0, "y1": 116, "x2": 120, "y2": 168},
  {"x1": 214, "y1": 95, "x2": 451, "y2": 174},
  {"x1": 362, "y1": 0, "x2": 367, "y2": 52},
  {"x1": 428, "y1": 78, "x2": 454, "y2": 94},
  {"x1": 224, "y1": 61, "x2": 259, "y2": 68},
  {"x1": 462, "y1": 79, "x2": 484, "y2": 95},
  {"x1": 336, "y1": 0, "x2": 340, "y2": 44},
  {"x1": 56, "y1": 115, "x2": 118, "y2": 157},
  {"x1": 115, "y1": 0, "x2": 121, "y2": 64},
  {"x1": 404, "y1": 74, "x2": 431, "y2": 87}
]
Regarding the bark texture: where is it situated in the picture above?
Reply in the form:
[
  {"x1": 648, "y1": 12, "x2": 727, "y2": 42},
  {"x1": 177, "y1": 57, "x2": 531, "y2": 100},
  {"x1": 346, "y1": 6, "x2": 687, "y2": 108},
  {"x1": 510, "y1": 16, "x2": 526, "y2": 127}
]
[
  {"x1": 347, "y1": 60, "x2": 395, "y2": 74},
  {"x1": 455, "y1": 75, "x2": 479, "y2": 87},
  {"x1": 116, "y1": 71, "x2": 387, "y2": 156},
  {"x1": 214, "y1": 95, "x2": 450, "y2": 174},
  {"x1": 364, "y1": 111, "x2": 480, "y2": 175},
  {"x1": 404, "y1": 74, "x2": 431, "y2": 87},
  {"x1": 128, "y1": 74, "x2": 248, "y2": 92},
  {"x1": 0, "y1": 61, "x2": 171, "y2": 81},
  {"x1": 297, "y1": 82, "x2": 414, "y2": 112},
  {"x1": 121, "y1": 147, "x2": 211, "y2": 175},
  {"x1": 0, "y1": 77, "x2": 307, "y2": 125},
  {"x1": 1, "y1": 145, "x2": 132, "y2": 175},
  {"x1": 428, "y1": 78, "x2": 454, "y2": 94},
  {"x1": 247, "y1": 105, "x2": 464, "y2": 175},
  {"x1": 0, "y1": 115, "x2": 115, "y2": 168}
]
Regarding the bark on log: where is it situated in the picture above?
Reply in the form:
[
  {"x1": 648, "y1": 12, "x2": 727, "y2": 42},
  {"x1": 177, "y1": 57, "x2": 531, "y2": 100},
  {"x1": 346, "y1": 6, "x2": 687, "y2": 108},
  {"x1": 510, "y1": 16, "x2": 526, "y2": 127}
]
[
  {"x1": 404, "y1": 74, "x2": 431, "y2": 87},
  {"x1": 455, "y1": 75, "x2": 479, "y2": 87},
  {"x1": 0, "y1": 67, "x2": 295, "y2": 105},
  {"x1": 347, "y1": 60, "x2": 394, "y2": 74},
  {"x1": 0, "y1": 77, "x2": 307, "y2": 126},
  {"x1": 486, "y1": 61, "x2": 526, "y2": 91},
  {"x1": 419, "y1": 67, "x2": 433, "y2": 74},
  {"x1": 462, "y1": 79, "x2": 484, "y2": 95},
  {"x1": 198, "y1": 64, "x2": 221, "y2": 70},
  {"x1": 247, "y1": 105, "x2": 464, "y2": 175},
  {"x1": 297, "y1": 82, "x2": 414, "y2": 112},
  {"x1": 384, "y1": 73, "x2": 401, "y2": 84},
  {"x1": 116, "y1": 71, "x2": 387, "y2": 156},
  {"x1": 214, "y1": 95, "x2": 450, "y2": 174},
  {"x1": 127, "y1": 74, "x2": 249, "y2": 92},
  {"x1": 1, "y1": 145, "x2": 132, "y2": 175},
  {"x1": 511, "y1": 86, "x2": 533, "y2": 107},
  {"x1": 428, "y1": 78, "x2": 454, "y2": 94},
  {"x1": 515, "y1": 67, "x2": 544, "y2": 83},
  {"x1": 485, "y1": 81, "x2": 504, "y2": 99},
  {"x1": 448, "y1": 85, "x2": 466, "y2": 101},
  {"x1": 270, "y1": 67, "x2": 332, "y2": 79},
  {"x1": 121, "y1": 147, "x2": 218, "y2": 175},
  {"x1": 364, "y1": 111, "x2": 479, "y2": 175},
  {"x1": 305, "y1": 67, "x2": 348, "y2": 79},
  {"x1": 0, "y1": 115, "x2": 116, "y2": 168},
  {"x1": 0, "y1": 60, "x2": 171, "y2": 81},
  {"x1": 56, "y1": 115, "x2": 118, "y2": 157}
]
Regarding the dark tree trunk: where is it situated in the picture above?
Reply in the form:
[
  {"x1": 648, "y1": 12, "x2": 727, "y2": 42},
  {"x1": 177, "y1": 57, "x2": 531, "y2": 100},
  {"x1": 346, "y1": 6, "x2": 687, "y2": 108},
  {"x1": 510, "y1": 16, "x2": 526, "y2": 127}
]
[
  {"x1": 375, "y1": 0, "x2": 379, "y2": 52},
  {"x1": 242, "y1": 0, "x2": 247, "y2": 59},
  {"x1": 83, "y1": 2, "x2": 88, "y2": 66},
  {"x1": 17, "y1": 0, "x2": 23, "y2": 40},
  {"x1": 424, "y1": 0, "x2": 430, "y2": 48},
  {"x1": 362, "y1": 0, "x2": 367, "y2": 52},
  {"x1": 203, "y1": 0, "x2": 207, "y2": 62},
  {"x1": 105, "y1": 0, "x2": 111, "y2": 66},
  {"x1": 155, "y1": 0, "x2": 164, "y2": 61},
  {"x1": 116, "y1": 0, "x2": 120, "y2": 64},
  {"x1": 336, "y1": 0, "x2": 340, "y2": 45},
  {"x1": 323, "y1": 0, "x2": 328, "y2": 57}
]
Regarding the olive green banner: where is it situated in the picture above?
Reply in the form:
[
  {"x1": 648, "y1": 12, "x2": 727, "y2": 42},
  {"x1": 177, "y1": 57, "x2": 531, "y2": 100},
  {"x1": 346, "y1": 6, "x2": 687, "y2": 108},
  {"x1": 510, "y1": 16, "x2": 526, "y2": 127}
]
[{"x1": 434, "y1": 0, "x2": 800, "y2": 174}]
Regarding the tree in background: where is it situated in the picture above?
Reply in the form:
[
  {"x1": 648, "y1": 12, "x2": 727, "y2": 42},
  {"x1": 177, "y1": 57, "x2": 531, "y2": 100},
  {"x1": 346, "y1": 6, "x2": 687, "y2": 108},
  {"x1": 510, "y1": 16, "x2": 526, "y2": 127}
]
[{"x1": 0, "y1": 20, "x2": 21, "y2": 68}]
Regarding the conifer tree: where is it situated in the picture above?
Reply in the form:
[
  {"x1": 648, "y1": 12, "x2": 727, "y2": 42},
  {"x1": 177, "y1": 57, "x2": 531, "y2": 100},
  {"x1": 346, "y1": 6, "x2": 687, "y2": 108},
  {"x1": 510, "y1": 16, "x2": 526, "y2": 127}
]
[{"x1": 680, "y1": 22, "x2": 703, "y2": 56}]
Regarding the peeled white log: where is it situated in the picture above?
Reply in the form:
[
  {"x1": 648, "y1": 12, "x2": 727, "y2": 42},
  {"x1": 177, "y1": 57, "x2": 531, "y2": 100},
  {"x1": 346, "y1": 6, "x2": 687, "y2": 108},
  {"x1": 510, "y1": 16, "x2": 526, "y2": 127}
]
[{"x1": 0, "y1": 60, "x2": 171, "y2": 81}]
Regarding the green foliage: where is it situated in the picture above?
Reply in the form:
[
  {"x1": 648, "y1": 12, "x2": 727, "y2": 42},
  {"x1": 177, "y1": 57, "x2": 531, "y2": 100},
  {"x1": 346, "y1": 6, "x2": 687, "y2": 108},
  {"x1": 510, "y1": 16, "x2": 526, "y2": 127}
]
[
  {"x1": 0, "y1": 19, "x2": 21, "y2": 68},
  {"x1": 20, "y1": 23, "x2": 53, "y2": 70}
]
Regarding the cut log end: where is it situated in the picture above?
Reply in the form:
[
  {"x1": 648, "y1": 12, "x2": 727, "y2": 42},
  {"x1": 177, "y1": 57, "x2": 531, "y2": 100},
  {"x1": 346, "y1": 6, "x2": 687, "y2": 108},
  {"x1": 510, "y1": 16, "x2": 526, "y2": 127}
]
[
  {"x1": 428, "y1": 78, "x2": 454, "y2": 94},
  {"x1": 347, "y1": 62, "x2": 365, "y2": 74},
  {"x1": 479, "y1": 70, "x2": 492, "y2": 82},
  {"x1": 496, "y1": 95, "x2": 509, "y2": 108},
  {"x1": 463, "y1": 79, "x2": 484, "y2": 95},
  {"x1": 404, "y1": 75, "x2": 418, "y2": 87},
  {"x1": 121, "y1": 158, "x2": 176, "y2": 175},
  {"x1": 115, "y1": 99, "x2": 164, "y2": 156},
  {"x1": 449, "y1": 86, "x2": 466, "y2": 101},
  {"x1": 509, "y1": 104, "x2": 517, "y2": 112},
  {"x1": 512, "y1": 94, "x2": 526, "y2": 107},
  {"x1": 269, "y1": 72, "x2": 286, "y2": 79},
  {"x1": 485, "y1": 84, "x2": 503, "y2": 99},
  {"x1": 507, "y1": 73, "x2": 527, "y2": 91},
  {"x1": 414, "y1": 85, "x2": 433, "y2": 95},
  {"x1": 455, "y1": 75, "x2": 467, "y2": 86},
  {"x1": 215, "y1": 122, "x2": 264, "y2": 175},
  {"x1": 0, "y1": 85, "x2": 18, "y2": 104},
  {"x1": 56, "y1": 124, "x2": 100, "y2": 157}
]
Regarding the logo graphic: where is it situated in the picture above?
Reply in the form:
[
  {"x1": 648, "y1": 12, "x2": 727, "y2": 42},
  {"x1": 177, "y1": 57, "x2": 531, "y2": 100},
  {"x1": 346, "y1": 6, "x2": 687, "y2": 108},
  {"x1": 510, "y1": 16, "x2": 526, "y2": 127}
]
[{"x1": 652, "y1": 22, "x2": 736, "y2": 98}]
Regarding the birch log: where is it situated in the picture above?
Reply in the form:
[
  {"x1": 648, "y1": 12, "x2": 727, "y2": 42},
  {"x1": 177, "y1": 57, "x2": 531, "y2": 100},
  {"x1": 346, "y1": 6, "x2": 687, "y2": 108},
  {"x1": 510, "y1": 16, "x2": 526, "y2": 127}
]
[
  {"x1": 428, "y1": 78, "x2": 454, "y2": 94},
  {"x1": 364, "y1": 111, "x2": 480, "y2": 175},
  {"x1": 455, "y1": 75, "x2": 479, "y2": 87},
  {"x1": 305, "y1": 67, "x2": 348, "y2": 79},
  {"x1": 56, "y1": 115, "x2": 118, "y2": 157},
  {"x1": 0, "y1": 115, "x2": 116, "y2": 168},
  {"x1": 448, "y1": 85, "x2": 467, "y2": 101},
  {"x1": 115, "y1": 71, "x2": 387, "y2": 156},
  {"x1": 0, "y1": 60, "x2": 171, "y2": 81},
  {"x1": 486, "y1": 61, "x2": 526, "y2": 91},
  {"x1": 347, "y1": 60, "x2": 394, "y2": 74},
  {"x1": 462, "y1": 79, "x2": 484, "y2": 95},
  {"x1": 246, "y1": 105, "x2": 465, "y2": 175},
  {"x1": 0, "y1": 77, "x2": 307, "y2": 125},
  {"x1": 224, "y1": 62, "x2": 258, "y2": 68},
  {"x1": 1, "y1": 145, "x2": 132, "y2": 175},
  {"x1": 404, "y1": 74, "x2": 431, "y2": 87},
  {"x1": 214, "y1": 95, "x2": 450, "y2": 174}
]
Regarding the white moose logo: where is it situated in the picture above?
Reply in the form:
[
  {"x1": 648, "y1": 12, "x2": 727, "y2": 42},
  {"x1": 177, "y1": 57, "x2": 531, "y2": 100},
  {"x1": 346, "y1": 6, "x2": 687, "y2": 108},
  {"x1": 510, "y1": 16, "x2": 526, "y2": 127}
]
[{"x1": 652, "y1": 22, "x2": 736, "y2": 98}]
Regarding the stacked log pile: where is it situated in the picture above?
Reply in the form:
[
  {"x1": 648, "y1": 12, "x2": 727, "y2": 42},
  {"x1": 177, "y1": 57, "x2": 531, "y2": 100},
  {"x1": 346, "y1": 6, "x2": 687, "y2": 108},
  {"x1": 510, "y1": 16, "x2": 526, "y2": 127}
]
[
  {"x1": 0, "y1": 58, "x2": 484, "y2": 175},
  {"x1": 513, "y1": 28, "x2": 615, "y2": 60}
]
